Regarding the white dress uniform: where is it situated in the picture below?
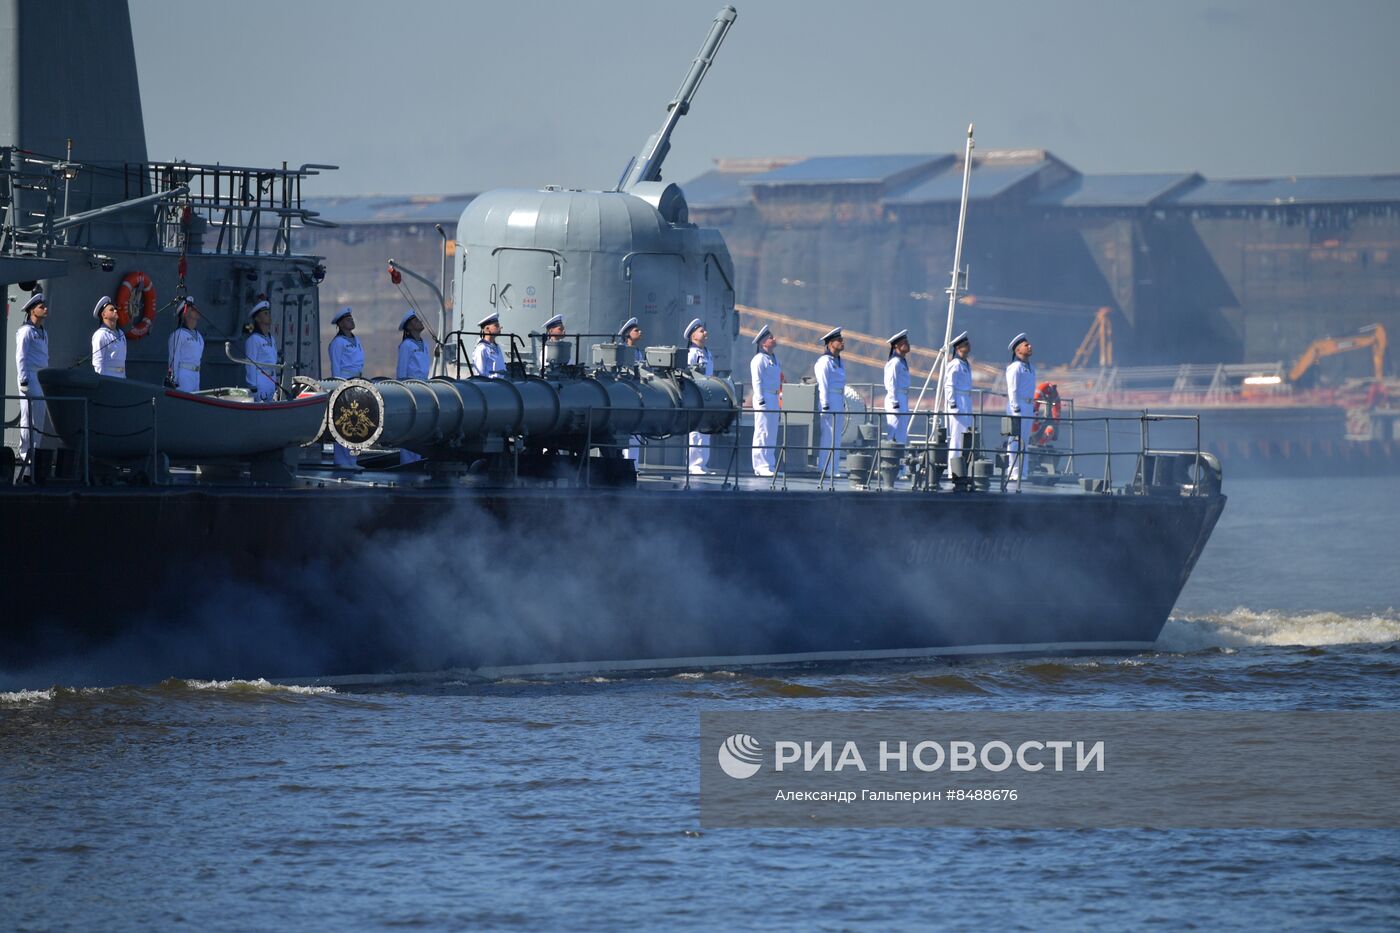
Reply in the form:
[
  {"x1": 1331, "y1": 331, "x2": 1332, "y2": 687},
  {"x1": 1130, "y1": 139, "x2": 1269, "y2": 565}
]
[
  {"x1": 883, "y1": 354, "x2": 910, "y2": 445},
  {"x1": 14, "y1": 317, "x2": 50, "y2": 460},
  {"x1": 538, "y1": 313, "x2": 565, "y2": 372},
  {"x1": 329, "y1": 332, "x2": 365, "y2": 468},
  {"x1": 815, "y1": 351, "x2": 847, "y2": 478},
  {"x1": 1006, "y1": 352, "x2": 1036, "y2": 482},
  {"x1": 686, "y1": 343, "x2": 713, "y2": 473},
  {"x1": 244, "y1": 331, "x2": 278, "y2": 401},
  {"x1": 92, "y1": 327, "x2": 127, "y2": 378},
  {"x1": 166, "y1": 327, "x2": 205, "y2": 393},
  {"x1": 396, "y1": 334, "x2": 431, "y2": 464},
  {"x1": 472, "y1": 339, "x2": 506, "y2": 377},
  {"x1": 750, "y1": 346, "x2": 781, "y2": 475},
  {"x1": 943, "y1": 354, "x2": 974, "y2": 464},
  {"x1": 623, "y1": 344, "x2": 645, "y2": 462}
]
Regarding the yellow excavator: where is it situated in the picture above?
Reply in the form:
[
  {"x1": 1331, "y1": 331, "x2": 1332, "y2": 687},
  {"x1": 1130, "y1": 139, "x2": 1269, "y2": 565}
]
[{"x1": 1288, "y1": 323, "x2": 1389, "y2": 405}]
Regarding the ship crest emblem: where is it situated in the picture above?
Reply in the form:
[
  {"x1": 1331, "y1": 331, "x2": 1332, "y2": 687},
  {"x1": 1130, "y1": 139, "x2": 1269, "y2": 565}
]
[{"x1": 334, "y1": 399, "x2": 375, "y2": 442}]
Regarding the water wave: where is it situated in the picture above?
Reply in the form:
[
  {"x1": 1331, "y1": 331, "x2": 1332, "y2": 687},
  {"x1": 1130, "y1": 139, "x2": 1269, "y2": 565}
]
[
  {"x1": 159, "y1": 677, "x2": 336, "y2": 696},
  {"x1": 1158, "y1": 609, "x2": 1400, "y2": 652},
  {"x1": 1, "y1": 677, "x2": 335, "y2": 706}
]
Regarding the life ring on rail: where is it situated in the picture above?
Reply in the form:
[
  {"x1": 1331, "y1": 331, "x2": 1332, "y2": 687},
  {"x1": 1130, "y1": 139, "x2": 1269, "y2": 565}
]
[
  {"x1": 1031, "y1": 382, "x2": 1062, "y2": 445},
  {"x1": 114, "y1": 271, "x2": 156, "y2": 340}
]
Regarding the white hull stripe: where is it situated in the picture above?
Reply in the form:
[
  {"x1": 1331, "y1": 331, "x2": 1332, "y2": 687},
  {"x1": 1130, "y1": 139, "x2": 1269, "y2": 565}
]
[{"x1": 293, "y1": 640, "x2": 1159, "y2": 687}]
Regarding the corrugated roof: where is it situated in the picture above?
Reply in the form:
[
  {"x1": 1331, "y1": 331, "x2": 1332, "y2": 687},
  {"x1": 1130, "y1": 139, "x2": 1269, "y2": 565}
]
[
  {"x1": 302, "y1": 194, "x2": 477, "y2": 224},
  {"x1": 743, "y1": 154, "x2": 951, "y2": 187},
  {"x1": 682, "y1": 168, "x2": 763, "y2": 208},
  {"x1": 884, "y1": 155, "x2": 1055, "y2": 205},
  {"x1": 1032, "y1": 173, "x2": 1202, "y2": 208},
  {"x1": 1169, "y1": 175, "x2": 1400, "y2": 206}
]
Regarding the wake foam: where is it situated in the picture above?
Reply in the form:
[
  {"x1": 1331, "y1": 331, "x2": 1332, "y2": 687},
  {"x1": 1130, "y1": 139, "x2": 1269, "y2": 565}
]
[
  {"x1": 158, "y1": 677, "x2": 336, "y2": 695},
  {"x1": 0, "y1": 678, "x2": 335, "y2": 705},
  {"x1": 0, "y1": 688, "x2": 61, "y2": 705},
  {"x1": 1157, "y1": 608, "x2": 1400, "y2": 652}
]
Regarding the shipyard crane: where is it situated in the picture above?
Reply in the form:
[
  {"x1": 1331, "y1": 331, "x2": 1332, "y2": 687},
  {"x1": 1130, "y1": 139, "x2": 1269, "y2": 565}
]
[{"x1": 1068, "y1": 307, "x2": 1114, "y2": 369}]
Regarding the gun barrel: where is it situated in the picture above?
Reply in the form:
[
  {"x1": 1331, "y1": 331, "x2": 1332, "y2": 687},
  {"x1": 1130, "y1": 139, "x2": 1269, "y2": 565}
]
[{"x1": 621, "y1": 5, "x2": 737, "y2": 191}]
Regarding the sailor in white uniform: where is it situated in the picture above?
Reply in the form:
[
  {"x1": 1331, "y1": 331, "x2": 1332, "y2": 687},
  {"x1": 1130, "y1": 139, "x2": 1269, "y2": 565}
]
[
  {"x1": 471, "y1": 311, "x2": 506, "y2": 377},
  {"x1": 539, "y1": 313, "x2": 565, "y2": 372},
  {"x1": 328, "y1": 306, "x2": 365, "y2": 469},
  {"x1": 619, "y1": 316, "x2": 644, "y2": 366},
  {"x1": 396, "y1": 310, "x2": 432, "y2": 465},
  {"x1": 684, "y1": 318, "x2": 714, "y2": 475},
  {"x1": 91, "y1": 295, "x2": 127, "y2": 379},
  {"x1": 943, "y1": 331, "x2": 974, "y2": 469},
  {"x1": 1005, "y1": 332, "x2": 1036, "y2": 485},
  {"x1": 814, "y1": 326, "x2": 847, "y2": 479},
  {"x1": 14, "y1": 292, "x2": 51, "y2": 469},
  {"x1": 618, "y1": 317, "x2": 645, "y2": 462},
  {"x1": 749, "y1": 324, "x2": 781, "y2": 476},
  {"x1": 166, "y1": 297, "x2": 205, "y2": 393},
  {"x1": 883, "y1": 329, "x2": 911, "y2": 446},
  {"x1": 243, "y1": 298, "x2": 279, "y2": 401}
]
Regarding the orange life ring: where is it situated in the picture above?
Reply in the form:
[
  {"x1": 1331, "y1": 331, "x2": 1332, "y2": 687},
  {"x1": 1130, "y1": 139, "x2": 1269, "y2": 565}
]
[
  {"x1": 114, "y1": 271, "x2": 156, "y2": 340},
  {"x1": 1032, "y1": 382, "x2": 1062, "y2": 445}
]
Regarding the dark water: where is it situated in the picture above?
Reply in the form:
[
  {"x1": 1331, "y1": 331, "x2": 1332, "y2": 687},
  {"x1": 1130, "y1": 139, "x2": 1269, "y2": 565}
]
[{"x1": 4, "y1": 477, "x2": 1399, "y2": 930}]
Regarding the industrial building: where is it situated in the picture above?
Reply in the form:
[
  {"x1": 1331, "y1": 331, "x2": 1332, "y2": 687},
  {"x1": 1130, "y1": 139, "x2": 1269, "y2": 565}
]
[
  {"x1": 299, "y1": 156, "x2": 1399, "y2": 384},
  {"x1": 685, "y1": 152, "x2": 1400, "y2": 380}
]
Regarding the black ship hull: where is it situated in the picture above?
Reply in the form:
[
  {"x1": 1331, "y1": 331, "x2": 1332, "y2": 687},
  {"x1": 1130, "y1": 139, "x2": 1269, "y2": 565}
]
[{"x1": 0, "y1": 486, "x2": 1224, "y2": 688}]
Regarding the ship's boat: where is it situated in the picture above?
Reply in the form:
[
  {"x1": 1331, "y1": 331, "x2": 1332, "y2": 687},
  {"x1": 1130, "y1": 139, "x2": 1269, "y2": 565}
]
[{"x1": 38, "y1": 368, "x2": 328, "y2": 460}]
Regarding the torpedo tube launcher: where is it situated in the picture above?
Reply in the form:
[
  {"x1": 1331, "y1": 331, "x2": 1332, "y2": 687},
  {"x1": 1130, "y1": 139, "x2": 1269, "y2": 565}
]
[
  {"x1": 0, "y1": 5, "x2": 1225, "y2": 688},
  {"x1": 323, "y1": 346, "x2": 737, "y2": 469}
]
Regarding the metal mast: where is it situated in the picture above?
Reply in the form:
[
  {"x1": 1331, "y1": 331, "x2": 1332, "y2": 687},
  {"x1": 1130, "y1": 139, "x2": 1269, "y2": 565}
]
[{"x1": 914, "y1": 124, "x2": 975, "y2": 415}]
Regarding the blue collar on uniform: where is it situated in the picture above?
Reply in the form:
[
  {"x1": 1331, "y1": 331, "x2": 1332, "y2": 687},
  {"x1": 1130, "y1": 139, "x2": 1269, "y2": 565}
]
[{"x1": 824, "y1": 350, "x2": 843, "y2": 368}]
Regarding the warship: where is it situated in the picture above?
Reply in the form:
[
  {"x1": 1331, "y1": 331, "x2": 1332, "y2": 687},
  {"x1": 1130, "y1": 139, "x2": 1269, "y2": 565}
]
[{"x1": 1, "y1": 3, "x2": 1224, "y2": 688}]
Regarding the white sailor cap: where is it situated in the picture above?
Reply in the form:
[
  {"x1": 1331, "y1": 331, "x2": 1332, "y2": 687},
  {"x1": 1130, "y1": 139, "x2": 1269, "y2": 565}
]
[
  {"x1": 684, "y1": 317, "x2": 704, "y2": 340},
  {"x1": 21, "y1": 292, "x2": 45, "y2": 315},
  {"x1": 888, "y1": 329, "x2": 909, "y2": 346},
  {"x1": 821, "y1": 326, "x2": 843, "y2": 344},
  {"x1": 247, "y1": 298, "x2": 271, "y2": 320},
  {"x1": 330, "y1": 306, "x2": 353, "y2": 325},
  {"x1": 177, "y1": 296, "x2": 199, "y2": 318},
  {"x1": 1008, "y1": 332, "x2": 1029, "y2": 354},
  {"x1": 752, "y1": 324, "x2": 772, "y2": 346},
  {"x1": 618, "y1": 316, "x2": 640, "y2": 336},
  {"x1": 477, "y1": 311, "x2": 500, "y2": 328},
  {"x1": 543, "y1": 313, "x2": 564, "y2": 329},
  {"x1": 950, "y1": 331, "x2": 970, "y2": 349},
  {"x1": 398, "y1": 310, "x2": 419, "y2": 331},
  {"x1": 93, "y1": 295, "x2": 114, "y2": 321}
]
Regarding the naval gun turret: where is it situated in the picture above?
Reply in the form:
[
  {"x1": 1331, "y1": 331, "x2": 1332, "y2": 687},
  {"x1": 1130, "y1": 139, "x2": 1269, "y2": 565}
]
[
  {"x1": 326, "y1": 7, "x2": 747, "y2": 483},
  {"x1": 449, "y1": 6, "x2": 740, "y2": 377}
]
